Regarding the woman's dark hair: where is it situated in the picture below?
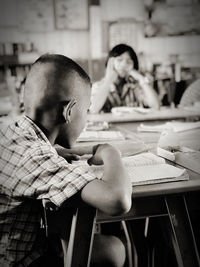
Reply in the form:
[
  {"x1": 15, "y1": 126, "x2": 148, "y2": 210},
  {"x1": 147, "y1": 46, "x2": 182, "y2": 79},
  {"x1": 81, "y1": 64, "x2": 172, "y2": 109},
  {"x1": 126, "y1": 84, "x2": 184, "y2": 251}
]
[{"x1": 106, "y1": 44, "x2": 139, "y2": 70}]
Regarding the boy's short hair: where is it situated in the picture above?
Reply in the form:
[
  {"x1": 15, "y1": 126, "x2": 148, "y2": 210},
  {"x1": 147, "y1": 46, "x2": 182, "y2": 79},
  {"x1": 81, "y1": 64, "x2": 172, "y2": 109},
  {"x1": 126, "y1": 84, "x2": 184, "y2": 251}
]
[
  {"x1": 34, "y1": 54, "x2": 90, "y2": 83},
  {"x1": 23, "y1": 54, "x2": 91, "y2": 113}
]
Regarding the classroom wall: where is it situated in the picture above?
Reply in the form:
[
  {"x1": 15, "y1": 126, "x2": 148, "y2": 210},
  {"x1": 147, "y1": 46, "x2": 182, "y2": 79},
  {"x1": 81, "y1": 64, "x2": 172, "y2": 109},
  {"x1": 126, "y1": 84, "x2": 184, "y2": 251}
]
[
  {"x1": 0, "y1": 0, "x2": 90, "y2": 59},
  {"x1": 90, "y1": 0, "x2": 200, "y2": 67},
  {"x1": 0, "y1": 28, "x2": 90, "y2": 59},
  {"x1": 0, "y1": 0, "x2": 200, "y2": 78}
]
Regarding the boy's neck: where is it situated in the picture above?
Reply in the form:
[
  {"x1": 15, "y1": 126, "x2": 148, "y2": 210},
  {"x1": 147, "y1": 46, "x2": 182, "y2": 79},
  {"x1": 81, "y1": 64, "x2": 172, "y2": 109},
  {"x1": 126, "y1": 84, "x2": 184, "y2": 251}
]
[
  {"x1": 47, "y1": 128, "x2": 59, "y2": 145},
  {"x1": 32, "y1": 119, "x2": 59, "y2": 145}
]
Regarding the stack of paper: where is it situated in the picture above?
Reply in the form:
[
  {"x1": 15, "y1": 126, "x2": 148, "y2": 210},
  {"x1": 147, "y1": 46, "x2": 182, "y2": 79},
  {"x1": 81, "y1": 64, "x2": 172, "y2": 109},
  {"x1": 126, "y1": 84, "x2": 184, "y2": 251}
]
[
  {"x1": 157, "y1": 146, "x2": 200, "y2": 175},
  {"x1": 111, "y1": 106, "x2": 151, "y2": 115},
  {"x1": 138, "y1": 121, "x2": 200, "y2": 133}
]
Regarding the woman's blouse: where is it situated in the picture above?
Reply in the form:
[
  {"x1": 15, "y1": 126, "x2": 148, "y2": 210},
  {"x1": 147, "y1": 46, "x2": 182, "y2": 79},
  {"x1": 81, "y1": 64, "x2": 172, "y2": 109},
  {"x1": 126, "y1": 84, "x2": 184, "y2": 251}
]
[
  {"x1": 179, "y1": 78, "x2": 200, "y2": 107},
  {"x1": 92, "y1": 76, "x2": 146, "y2": 113}
]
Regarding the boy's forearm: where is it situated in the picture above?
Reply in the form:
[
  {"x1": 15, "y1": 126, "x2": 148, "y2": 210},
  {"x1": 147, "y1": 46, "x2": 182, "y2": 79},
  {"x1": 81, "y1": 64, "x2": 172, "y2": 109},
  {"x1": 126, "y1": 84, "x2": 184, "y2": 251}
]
[
  {"x1": 90, "y1": 149, "x2": 132, "y2": 216},
  {"x1": 81, "y1": 174, "x2": 132, "y2": 215},
  {"x1": 103, "y1": 154, "x2": 132, "y2": 198},
  {"x1": 102, "y1": 151, "x2": 127, "y2": 183},
  {"x1": 81, "y1": 149, "x2": 132, "y2": 215}
]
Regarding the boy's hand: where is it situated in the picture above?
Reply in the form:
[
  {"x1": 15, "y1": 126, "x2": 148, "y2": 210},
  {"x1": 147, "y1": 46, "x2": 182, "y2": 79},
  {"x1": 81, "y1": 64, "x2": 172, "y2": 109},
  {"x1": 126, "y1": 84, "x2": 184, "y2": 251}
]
[
  {"x1": 55, "y1": 146, "x2": 80, "y2": 163},
  {"x1": 62, "y1": 153, "x2": 80, "y2": 163},
  {"x1": 42, "y1": 199, "x2": 58, "y2": 211},
  {"x1": 87, "y1": 143, "x2": 120, "y2": 166}
]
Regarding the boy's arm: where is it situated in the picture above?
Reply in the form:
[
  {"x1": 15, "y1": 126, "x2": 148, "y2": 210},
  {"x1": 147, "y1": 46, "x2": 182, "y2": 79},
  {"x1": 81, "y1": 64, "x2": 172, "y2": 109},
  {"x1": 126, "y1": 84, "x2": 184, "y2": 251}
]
[
  {"x1": 80, "y1": 144, "x2": 132, "y2": 215},
  {"x1": 54, "y1": 144, "x2": 93, "y2": 163},
  {"x1": 54, "y1": 144, "x2": 93, "y2": 156}
]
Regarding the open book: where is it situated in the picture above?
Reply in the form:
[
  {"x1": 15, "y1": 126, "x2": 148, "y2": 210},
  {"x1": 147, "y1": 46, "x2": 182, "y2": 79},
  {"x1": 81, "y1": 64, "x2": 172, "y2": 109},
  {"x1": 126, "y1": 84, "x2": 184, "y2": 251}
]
[{"x1": 72, "y1": 152, "x2": 189, "y2": 186}]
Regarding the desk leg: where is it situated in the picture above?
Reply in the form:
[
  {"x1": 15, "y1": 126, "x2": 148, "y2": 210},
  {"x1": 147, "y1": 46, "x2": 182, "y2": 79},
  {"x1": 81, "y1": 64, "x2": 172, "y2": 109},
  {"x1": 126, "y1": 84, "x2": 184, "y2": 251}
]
[
  {"x1": 165, "y1": 195, "x2": 200, "y2": 267},
  {"x1": 64, "y1": 207, "x2": 97, "y2": 267}
]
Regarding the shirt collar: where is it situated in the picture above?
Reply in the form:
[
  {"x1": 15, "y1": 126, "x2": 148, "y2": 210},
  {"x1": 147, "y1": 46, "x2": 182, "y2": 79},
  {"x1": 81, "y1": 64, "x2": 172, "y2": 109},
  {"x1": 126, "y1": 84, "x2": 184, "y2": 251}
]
[{"x1": 17, "y1": 115, "x2": 51, "y2": 145}]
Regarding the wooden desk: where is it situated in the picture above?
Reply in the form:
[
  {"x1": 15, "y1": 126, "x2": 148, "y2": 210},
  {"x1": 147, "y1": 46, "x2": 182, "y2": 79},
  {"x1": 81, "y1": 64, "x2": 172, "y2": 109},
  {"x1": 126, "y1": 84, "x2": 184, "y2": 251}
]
[
  {"x1": 48, "y1": 170, "x2": 200, "y2": 267},
  {"x1": 88, "y1": 107, "x2": 200, "y2": 123},
  {"x1": 70, "y1": 157, "x2": 200, "y2": 265},
  {"x1": 97, "y1": 188, "x2": 200, "y2": 267},
  {"x1": 49, "y1": 120, "x2": 200, "y2": 267},
  {"x1": 108, "y1": 175, "x2": 200, "y2": 267}
]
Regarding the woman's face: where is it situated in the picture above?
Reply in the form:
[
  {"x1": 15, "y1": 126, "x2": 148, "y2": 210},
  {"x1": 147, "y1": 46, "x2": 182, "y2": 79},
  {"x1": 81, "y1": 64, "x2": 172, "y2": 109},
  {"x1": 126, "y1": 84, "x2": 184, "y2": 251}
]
[{"x1": 113, "y1": 52, "x2": 134, "y2": 78}]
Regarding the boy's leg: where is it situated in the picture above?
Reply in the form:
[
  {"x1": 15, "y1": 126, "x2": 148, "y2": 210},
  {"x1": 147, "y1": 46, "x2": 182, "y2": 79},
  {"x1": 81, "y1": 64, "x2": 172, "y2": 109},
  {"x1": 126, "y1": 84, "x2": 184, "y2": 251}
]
[
  {"x1": 91, "y1": 234, "x2": 126, "y2": 267},
  {"x1": 28, "y1": 252, "x2": 63, "y2": 267},
  {"x1": 29, "y1": 233, "x2": 126, "y2": 267}
]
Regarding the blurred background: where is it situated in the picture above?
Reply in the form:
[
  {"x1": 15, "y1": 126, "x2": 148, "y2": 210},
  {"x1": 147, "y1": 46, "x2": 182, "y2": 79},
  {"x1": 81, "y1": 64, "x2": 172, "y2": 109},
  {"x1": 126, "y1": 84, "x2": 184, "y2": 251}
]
[{"x1": 0, "y1": 0, "x2": 200, "y2": 114}]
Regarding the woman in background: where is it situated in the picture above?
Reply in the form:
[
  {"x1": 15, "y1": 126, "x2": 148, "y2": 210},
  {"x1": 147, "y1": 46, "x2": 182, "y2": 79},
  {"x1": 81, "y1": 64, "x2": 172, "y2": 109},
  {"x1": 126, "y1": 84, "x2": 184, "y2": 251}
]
[
  {"x1": 90, "y1": 44, "x2": 159, "y2": 113},
  {"x1": 179, "y1": 78, "x2": 200, "y2": 107}
]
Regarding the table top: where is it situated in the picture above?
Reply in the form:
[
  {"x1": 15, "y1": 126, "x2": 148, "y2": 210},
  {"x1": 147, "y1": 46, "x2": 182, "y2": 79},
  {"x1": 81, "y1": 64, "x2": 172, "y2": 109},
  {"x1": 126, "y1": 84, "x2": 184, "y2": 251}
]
[
  {"x1": 131, "y1": 168, "x2": 200, "y2": 198},
  {"x1": 88, "y1": 107, "x2": 200, "y2": 123},
  {"x1": 82, "y1": 120, "x2": 200, "y2": 200},
  {"x1": 114, "y1": 122, "x2": 200, "y2": 198}
]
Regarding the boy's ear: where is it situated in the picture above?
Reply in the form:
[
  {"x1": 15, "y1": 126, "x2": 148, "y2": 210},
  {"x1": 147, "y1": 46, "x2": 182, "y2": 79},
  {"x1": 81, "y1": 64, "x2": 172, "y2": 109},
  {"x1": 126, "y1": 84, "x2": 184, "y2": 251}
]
[{"x1": 62, "y1": 99, "x2": 77, "y2": 123}]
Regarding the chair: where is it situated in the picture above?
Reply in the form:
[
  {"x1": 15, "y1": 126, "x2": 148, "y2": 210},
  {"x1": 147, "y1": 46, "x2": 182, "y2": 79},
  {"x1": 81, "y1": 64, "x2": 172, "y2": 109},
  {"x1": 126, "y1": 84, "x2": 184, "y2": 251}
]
[{"x1": 42, "y1": 199, "x2": 97, "y2": 267}]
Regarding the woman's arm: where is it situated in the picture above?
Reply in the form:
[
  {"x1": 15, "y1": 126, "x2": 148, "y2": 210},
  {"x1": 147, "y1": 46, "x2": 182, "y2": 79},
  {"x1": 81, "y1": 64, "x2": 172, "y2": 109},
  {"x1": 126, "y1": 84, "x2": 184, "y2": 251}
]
[
  {"x1": 89, "y1": 79, "x2": 112, "y2": 113},
  {"x1": 90, "y1": 58, "x2": 118, "y2": 113},
  {"x1": 129, "y1": 70, "x2": 160, "y2": 109}
]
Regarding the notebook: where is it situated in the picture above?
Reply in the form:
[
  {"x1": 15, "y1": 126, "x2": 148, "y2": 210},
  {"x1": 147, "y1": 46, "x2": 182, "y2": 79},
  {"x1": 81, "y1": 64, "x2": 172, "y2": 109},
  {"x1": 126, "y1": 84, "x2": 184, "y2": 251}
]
[{"x1": 72, "y1": 152, "x2": 189, "y2": 186}]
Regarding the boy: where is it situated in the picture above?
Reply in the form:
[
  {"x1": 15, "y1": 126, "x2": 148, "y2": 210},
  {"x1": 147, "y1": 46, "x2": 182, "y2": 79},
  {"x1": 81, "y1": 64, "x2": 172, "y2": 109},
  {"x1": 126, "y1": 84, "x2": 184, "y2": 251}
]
[{"x1": 0, "y1": 54, "x2": 132, "y2": 267}]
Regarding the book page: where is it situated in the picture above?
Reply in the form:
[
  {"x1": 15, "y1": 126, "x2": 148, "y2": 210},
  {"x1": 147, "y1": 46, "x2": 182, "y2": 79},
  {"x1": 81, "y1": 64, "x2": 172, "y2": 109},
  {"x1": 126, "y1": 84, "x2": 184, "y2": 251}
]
[
  {"x1": 71, "y1": 152, "x2": 188, "y2": 185},
  {"x1": 129, "y1": 164, "x2": 187, "y2": 185},
  {"x1": 122, "y1": 153, "x2": 165, "y2": 167}
]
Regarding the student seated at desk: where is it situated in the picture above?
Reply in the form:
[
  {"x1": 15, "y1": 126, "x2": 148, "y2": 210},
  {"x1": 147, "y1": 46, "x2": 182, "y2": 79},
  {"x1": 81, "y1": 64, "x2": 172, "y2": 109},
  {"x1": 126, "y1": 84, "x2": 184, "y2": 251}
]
[
  {"x1": 179, "y1": 78, "x2": 200, "y2": 107},
  {"x1": 0, "y1": 54, "x2": 132, "y2": 267},
  {"x1": 90, "y1": 44, "x2": 159, "y2": 113}
]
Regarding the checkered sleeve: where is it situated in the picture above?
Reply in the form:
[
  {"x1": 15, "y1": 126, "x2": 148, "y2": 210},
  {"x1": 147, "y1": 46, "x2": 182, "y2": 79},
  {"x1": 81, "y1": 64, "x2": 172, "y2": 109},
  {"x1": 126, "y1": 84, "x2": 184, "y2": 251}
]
[{"x1": 13, "y1": 144, "x2": 97, "y2": 207}]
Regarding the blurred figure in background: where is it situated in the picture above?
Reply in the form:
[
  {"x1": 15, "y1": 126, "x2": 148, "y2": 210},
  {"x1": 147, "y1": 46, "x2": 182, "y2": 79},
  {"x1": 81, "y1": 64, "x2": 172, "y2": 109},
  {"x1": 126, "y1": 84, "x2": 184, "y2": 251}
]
[
  {"x1": 179, "y1": 78, "x2": 200, "y2": 107},
  {"x1": 90, "y1": 44, "x2": 159, "y2": 113}
]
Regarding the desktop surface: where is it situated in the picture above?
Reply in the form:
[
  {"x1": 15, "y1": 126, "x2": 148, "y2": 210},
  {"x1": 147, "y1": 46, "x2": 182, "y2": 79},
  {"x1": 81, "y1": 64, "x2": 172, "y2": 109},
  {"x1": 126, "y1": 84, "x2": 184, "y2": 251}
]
[{"x1": 88, "y1": 107, "x2": 200, "y2": 123}]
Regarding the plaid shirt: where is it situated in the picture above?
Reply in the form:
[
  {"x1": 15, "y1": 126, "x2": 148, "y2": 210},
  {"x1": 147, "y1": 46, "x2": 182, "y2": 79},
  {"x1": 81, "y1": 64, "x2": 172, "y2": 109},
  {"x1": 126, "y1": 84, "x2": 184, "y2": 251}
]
[{"x1": 0, "y1": 116, "x2": 97, "y2": 266}]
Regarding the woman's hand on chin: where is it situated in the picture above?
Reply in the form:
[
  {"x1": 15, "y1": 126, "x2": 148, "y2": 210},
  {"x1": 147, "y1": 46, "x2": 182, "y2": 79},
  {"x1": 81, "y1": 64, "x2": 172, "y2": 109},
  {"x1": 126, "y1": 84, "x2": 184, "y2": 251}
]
[{"x1": 105, "y1": 58, "x2": 118, "y2": 83}]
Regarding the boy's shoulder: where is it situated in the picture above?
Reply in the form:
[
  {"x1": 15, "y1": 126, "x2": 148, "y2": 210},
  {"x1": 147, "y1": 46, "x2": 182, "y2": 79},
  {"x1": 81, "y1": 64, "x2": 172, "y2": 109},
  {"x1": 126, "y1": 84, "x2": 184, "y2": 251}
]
[{"x1": 0, "y1": 115, "x2": 54, "y2": 156}]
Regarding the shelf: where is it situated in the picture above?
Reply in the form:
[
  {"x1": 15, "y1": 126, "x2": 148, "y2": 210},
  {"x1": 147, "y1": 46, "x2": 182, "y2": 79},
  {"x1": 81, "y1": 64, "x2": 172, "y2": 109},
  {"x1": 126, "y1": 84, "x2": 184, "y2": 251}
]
[{"x1": 0, "y1": 55, "x2": 18, "y2": 65}]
